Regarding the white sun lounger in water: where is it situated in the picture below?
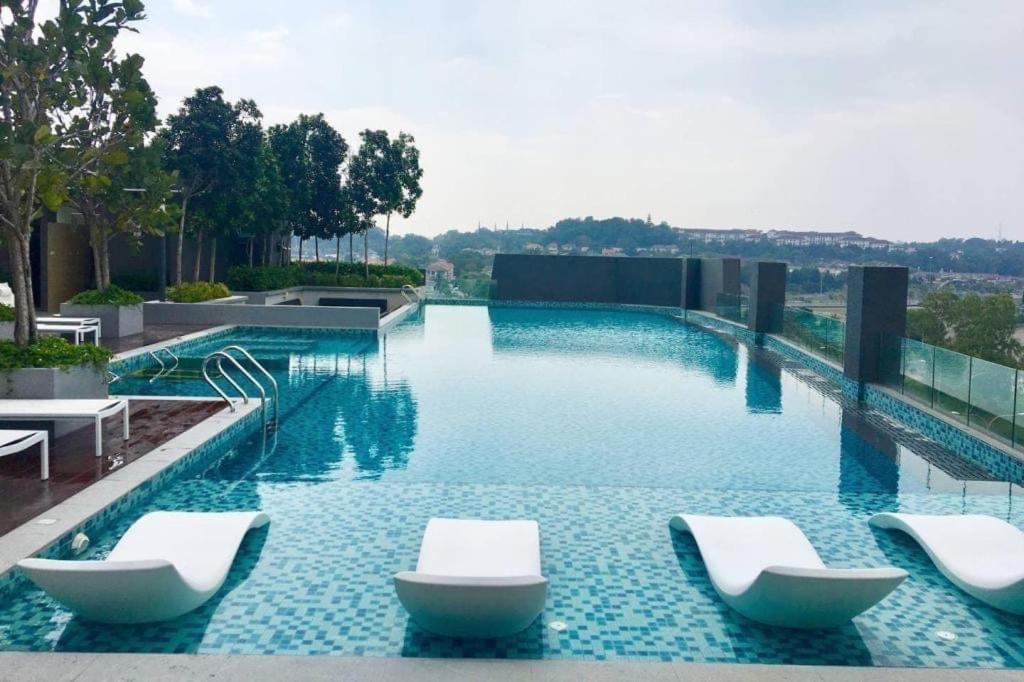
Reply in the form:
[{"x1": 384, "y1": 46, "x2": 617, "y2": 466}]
[
  {"x1": 870, "y1": 513, "x2": 1024, "y2": 615},
  {"x1": 394, "y1": 518, "x2": 548, "y2": 637},
  {"x1": 670, "y1": 514, "x2": 907, "y2": 628},
  {"x1": 18, "y1": 511, "x2": 269, "y2": 623}
]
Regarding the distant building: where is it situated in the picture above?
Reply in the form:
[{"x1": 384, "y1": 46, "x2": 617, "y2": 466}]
[
  {"x1": 524, "y1": 242, "x2": 544, "y2": 253},
  {"x1": 426, "y1": 259, "x2": 455, "y2": 284},
  {"x1": 601, "y1": 247, "x2": 624, "y2": 256}
]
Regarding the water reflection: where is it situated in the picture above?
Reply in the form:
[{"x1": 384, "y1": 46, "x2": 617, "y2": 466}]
[
  {"x1": 487, "y1": 307, "x2": 739, "y2": 385},
  {"x1": 745, "y1": 352, "x2": 782, "y2": 414}
]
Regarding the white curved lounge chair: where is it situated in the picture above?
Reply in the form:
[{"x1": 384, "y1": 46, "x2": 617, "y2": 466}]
[
  {"x1": 870, "y1": 513, "x2": 1024, "y2": 615},
  {"x1": 394, "y1": 518, "x2": 548, "y2": 638},
  {"x1": 670, "y1": 514, "x2": 907, "y2": 628},
  {"x1": 18, "y1": 511, "x2": 269, "y2": 623}
]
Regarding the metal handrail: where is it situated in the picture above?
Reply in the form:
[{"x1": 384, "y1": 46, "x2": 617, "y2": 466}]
[
  {"x1": 201, "y1": 353, "x2": 241, "y2": 411},
  {"x1": 219, "y1": 345, "x2": 279, "y2": 426},
  {"x1": 148, "y1": 347, "x2": 180, "y2": 383},
  {"x1": 401, "y1": 284, "x2": 420, "y2": 303}
]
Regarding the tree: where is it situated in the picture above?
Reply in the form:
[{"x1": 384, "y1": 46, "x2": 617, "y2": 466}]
[
  {"x1": 160, "y1": 86, "x2": 236, "y2": 285},
  {"x1": 346, "y1": 130, "x2": 423, "y2": 268},
  {"x1": 907, "y1": 291, "x2": 1024, "y2": 367},
  {"x1": 268, "y1": 114, "x2": 346, "y2": 266},
  {"x1": 0, "y1": 0, "x2": 147, "y2": 344}
]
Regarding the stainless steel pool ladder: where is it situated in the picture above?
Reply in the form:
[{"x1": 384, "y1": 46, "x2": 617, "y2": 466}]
[
  {"x1": 201, "y1": 345, "x2": 280, "y2": 431},
  {"x1": 400, "y1": 284, "x2": 420, "y2": 304},
  {"x1": 148, "y1": 347, "x2": 180, "y2": 383}
]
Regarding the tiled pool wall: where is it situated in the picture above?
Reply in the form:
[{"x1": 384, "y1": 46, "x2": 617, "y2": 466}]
[{"x1": 0, "y1": 406, "x2": 263, "y2": 598}]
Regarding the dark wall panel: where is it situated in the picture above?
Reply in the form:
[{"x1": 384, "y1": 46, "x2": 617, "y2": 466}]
[
  {"x1": 844, "y1": 265, "x2": 908, "y2": 383},
  {"x1": 492, "y1": 254, "x2": 685, "y2": 307}
]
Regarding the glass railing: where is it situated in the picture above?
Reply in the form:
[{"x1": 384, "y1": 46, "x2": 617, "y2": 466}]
[
  {"x1": 424, "y1": 278, "x2": 495, "y2": 300},
  {"x1": 776, "y1": 305, "x2": 845, "y2": 364},
  {"x1": 714, "y1": 293, "x2": 748, "y2": 323},
  {"x1": 884, "y1": 337, "x2": 1023, "y2": 449}
]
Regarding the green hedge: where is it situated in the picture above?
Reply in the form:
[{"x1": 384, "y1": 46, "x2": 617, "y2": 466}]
[
  {"x1": 0, "y1": 336, "x2": 111, "y2": 370},
  {"x1": 0, "y1": 304, "x2": 13, "y2": 322},
  {"x1": 69, "y1": 284, "x2": 144, "y2": 306},
  {"x1": 166, "y1": 281, "x2": 231, "y2": 303},
  {"x1": 226, "y1": 263, "x2": 424, "y2": 292}
]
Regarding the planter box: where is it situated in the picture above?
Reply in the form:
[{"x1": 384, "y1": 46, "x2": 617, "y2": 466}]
[
  {"x1": 0, "y1": 364, "x2": 108, "y2": 437},
  {"x1": 0, "y1": 321, "x2": 12, "y2": 341},
  {"x1": 60, "y1": 302, "x2": 143, "y2": 338}
]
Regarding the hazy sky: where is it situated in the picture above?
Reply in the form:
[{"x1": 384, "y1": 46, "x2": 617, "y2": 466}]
[{"x1": 107, "y1": 1, "x2": 1024, "y2": 241}]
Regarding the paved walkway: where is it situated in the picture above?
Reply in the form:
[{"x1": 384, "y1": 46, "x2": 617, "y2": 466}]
[
  {"x1": 100, "y1": 324, "x2": 216, "y2": 354},
  {"x1": 0, "y1": 653, "x2": 1019, "y2": 681},
  {"x1": 0, "y1": 399, "x2": 222, "y2": 535}
]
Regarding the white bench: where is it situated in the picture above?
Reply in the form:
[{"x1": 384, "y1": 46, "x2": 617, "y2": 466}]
[
  {"x1": 38, "y1": 316, "x2": 102, "y2": 339},
  {"x1": 0, "y1": 399, "x2": 128, "y2": 457},
  {"x1": 0, "y1": 429, "x2": 48, "y2": 479},
  {"x1": 37, "y1": 322, "x2": 100, "y2": 346}
]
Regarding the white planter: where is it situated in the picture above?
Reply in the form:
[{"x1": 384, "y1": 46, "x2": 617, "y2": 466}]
[{"x1": 60, "y1": 302, "x2": 143, "y2": 338}]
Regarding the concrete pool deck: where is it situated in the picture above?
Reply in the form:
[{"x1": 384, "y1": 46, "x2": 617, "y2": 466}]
[{"x1": 0, "y1": 652, "x2": 1021, "y2": 681}]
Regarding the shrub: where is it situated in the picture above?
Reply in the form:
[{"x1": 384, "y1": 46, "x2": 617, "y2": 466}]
[
  {"x1": 166, "y1": 281, "x2": 231, "y2": 303},
  {"x1": 0, "y1": 336, "x2": 111, "y2": 370},
  {"x1": 0, "y1": 304, "x2": 13, "y2": 322},
  {"x1": 68, "y1": 284, "x2": 144, "y2": 306},
  {"x1": 225, "y1": 263, "x2": 424, "y2": 291}
]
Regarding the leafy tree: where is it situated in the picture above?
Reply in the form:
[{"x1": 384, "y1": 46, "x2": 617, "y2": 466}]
[
  {"x1": 907, "y1": 292, "x2": 1024, "y2": 367},
  {"x1": 0, "y1": 0, "x2": 147, "y2": 344},
  {"x1": 346, "y1": 130, "x2": 423, "y2": 268},
  {"x1": 160, "y1": 86, "x2": 236, "y2": 284}
]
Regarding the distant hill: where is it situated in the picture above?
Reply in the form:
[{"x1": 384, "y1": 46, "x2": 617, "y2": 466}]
[{"x1": 297, "y1": 217, "x2": 1024, "y2": 278}]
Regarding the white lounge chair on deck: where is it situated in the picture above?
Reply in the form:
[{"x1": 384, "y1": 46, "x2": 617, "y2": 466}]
[
  {"x1": 18, "y1": 511, "x2": 269, "y2": 623},
  {"x1": 870, "y1": 513, "x2": 1024, "y2": 615},
  {"x1": 0, "y1": 429, "x2": 48, "y2": 479},
  {"x1": 394, "y1": 518, "x2": 548, "y2": 637},
  {"x1": 670, "y1": 514, "x2": 907, "y2": 628},
  {"x1": 0, "y1": 399, "x2": 128, "y2": 457}
]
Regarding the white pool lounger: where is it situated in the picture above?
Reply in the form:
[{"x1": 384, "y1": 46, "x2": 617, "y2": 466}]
[
  {"x1": 870, "y1": 513, "x2": 1024, "y2": 615},
  {"x1": 394, "y1": 518, "x2": 548, "y2": 638},
  {"x1": 18, "y1": 511, "x2": 269, "y2": 623},
  {"x1": 670, "y1": 514, "x2": 907, "y2": 628},
  {"x1": 0, "y1": 399, "x2": 128, "y2": 457}
]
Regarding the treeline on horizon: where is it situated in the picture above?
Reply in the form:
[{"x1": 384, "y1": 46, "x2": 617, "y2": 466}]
[{"x1": 368, "y1": 216, "x2": 1024, "y2": 277}]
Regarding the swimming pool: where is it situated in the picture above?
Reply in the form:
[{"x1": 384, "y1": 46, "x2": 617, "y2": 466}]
[{"x1": 1, "y1": 304, "x2": 1022, "y2": 666}]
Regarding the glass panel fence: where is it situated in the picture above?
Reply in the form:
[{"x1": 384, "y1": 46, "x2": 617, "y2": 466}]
[
  {"x1": 778, "y1": 305, "x2": 845, "y2": 364},
  {"x1": 714, "y1": 293, "x2": 747, "y2": 323},
  {"x1": 892, "y1": 336, "x2": 1023, "y2": 449}
]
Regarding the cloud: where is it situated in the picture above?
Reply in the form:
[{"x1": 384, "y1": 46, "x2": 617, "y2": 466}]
[{"x1": 170, "y1": 0, "x2": 212, "y2": 19}]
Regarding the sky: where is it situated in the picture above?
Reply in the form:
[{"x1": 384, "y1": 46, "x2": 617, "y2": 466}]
[{"x1": 99, "y1": 1, "x2": 1024, "y2": 240}]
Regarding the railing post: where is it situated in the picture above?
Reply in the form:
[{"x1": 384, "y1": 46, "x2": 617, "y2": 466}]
[
  {"x1": 1013, "y1": 369, "x2": 1019, "y2": 448},
  {"x1": 930, "y1": 344, "x2": 937, "y2": 408},
  {"x1": 966, "y1": 356, "x2": 973, "y2": 426}
]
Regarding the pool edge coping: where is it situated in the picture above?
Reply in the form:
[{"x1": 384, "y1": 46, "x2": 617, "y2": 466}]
[{"x1": 0, "y1": 651, "x2": 1019, "y2": 680}]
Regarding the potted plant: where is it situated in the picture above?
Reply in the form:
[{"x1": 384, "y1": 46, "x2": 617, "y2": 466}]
[
  {"x1": 0, "y1": 336, "x2": 112, "y2": 405},
  {"x1": 165, "y1": 281, "x2": 232, "y2": 302},
  {"x1": 60, "y1": 285, "x2": 145, "y2": 338}
]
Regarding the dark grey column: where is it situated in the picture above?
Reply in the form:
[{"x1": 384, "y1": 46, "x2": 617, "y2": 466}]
[
  {"x1": 698, "y1": 257, "x2": 740, "y2": 312},
  {"x1": 681, "y1": 258, "x2": 701, "y2": 309},
  {"x1": 843, "y1": 266, "x2": 908, "y2": 383},
  {"x1": 747, "y1": 261, "x2": 787, "y2": 333}
]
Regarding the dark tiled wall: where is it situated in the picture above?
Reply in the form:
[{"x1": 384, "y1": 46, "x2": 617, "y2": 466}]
[{"x1": 844, "y1": 266, "x2": 908, "y2": 383}]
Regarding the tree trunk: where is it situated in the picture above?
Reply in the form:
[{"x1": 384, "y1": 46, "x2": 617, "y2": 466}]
[
  {"x1": 384, "y1": 212, "x2": 391, "y2": 267},
  {"x1": 89, "y1": 223, "x2": 103, "y2": 289},
  {"x1": 175, "y1": 194, "x2": 189, "y2": 286},
  {"x1": 349, "y1": 232, "x2": 353, "y2": 262},
  {"x1": 314, "y1": 238, "x2": 320, "y2": 263},
  {"x1": 192, "y1": 229, "x2": 204, "y2": 282},
  {"x1": 297, "y1": 236, "x2": 303, "y2": 264},
  {"x1": 364, "y1": 230, "x2": 369, "y2": 279},
  {"x1": 335, "y1": 235, "x2": 341, "y2": 283},
  {"x1": 247, "y1": 237, "x2": 254, "y2": 267},
  {"x1": 99, "y1": 232, "x2": 111, "y2": 290},
  {"x1": 6, "y1": 233, "x2": 36, "y2": 346},
  {"x1": 208, "y1": 236, "x2": 217, "y2": 282}
]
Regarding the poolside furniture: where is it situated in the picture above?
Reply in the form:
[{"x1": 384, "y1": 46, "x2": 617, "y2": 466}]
[
  {"x1": 0, "y1": 429, "x2": 49, "y2": 479},
  {"x1": 38, "y1": 315, "x2": 102, "y2": 341},
  {"x1": 394, "y1": 518, "x2": 548, "y2": 637},
  {"x1": 0, "y1": 399, "x2": 129, "y2": 457},
  {"x1": 870, "y1": 513, "x2": 1024, "y2": 615},
  {"x1": 670, "y1": 514, "x2": 908, "y2": 628},
  {"x1": 37, "y1": 321, "x2": 100, "y2": 346},
  {"x1": 18, "y1": 511, "x2": 270, "y2": 623}
]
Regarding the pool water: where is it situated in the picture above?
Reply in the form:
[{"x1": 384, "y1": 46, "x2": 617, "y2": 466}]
[{"x1": 1, "y1": 304, "x2": 1023, "y2": 666}]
